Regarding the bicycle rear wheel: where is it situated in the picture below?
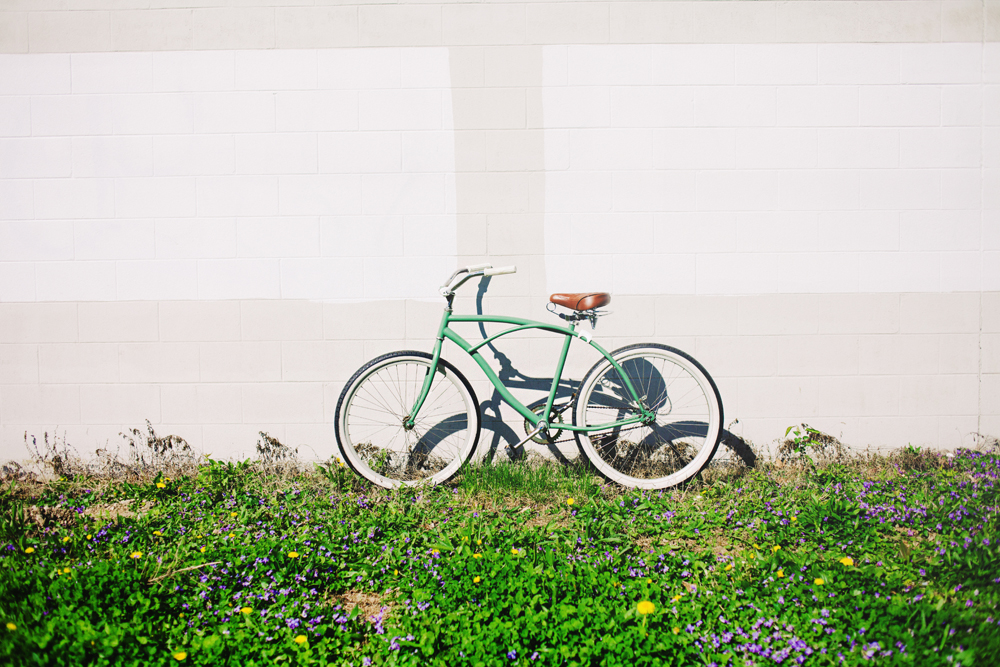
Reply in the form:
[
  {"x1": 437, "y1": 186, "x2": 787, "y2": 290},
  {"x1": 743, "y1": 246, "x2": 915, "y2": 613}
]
[
  {"x1": 573, "y1": 344, "x2": 723, "y2": 489},
  {"x1": 335, "y1": 351, "x2": 481, "y2": 489}
]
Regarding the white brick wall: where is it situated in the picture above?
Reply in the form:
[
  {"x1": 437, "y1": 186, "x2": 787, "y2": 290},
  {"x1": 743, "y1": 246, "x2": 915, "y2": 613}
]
[
  {"x1": 0, "y1": 2, "x2": 996, "y2": 461},
  {"x1": 543, "y1": 43, "x2": 991, "y2": 296},
  {"x1": 0, "y1": 48, "x2": 457, "y2": 303}
]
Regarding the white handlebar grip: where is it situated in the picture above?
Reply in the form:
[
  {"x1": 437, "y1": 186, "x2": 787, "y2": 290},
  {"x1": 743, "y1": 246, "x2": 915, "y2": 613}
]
[
  {"x1": 466, "y1": 263, "x2": 492, "y2": 271},
  {"x1": 484, "y1": 265, "x2": 517, "y2": 276}
]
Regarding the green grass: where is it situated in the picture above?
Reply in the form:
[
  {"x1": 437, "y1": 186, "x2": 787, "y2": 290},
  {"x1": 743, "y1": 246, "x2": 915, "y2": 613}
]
[
  {"x1": 1, "y1": 446, "x2": 998, "y2": 666},
  {"x1": 454, "y1": 458, "x2": 601, "y2": 503}
]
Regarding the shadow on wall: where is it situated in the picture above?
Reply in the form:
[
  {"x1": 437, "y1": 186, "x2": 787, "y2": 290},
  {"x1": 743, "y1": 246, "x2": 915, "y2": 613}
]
[
  {"x1": 473, "y1": 276, "x2": 578, "y2": 462},
  {"x1": 472, "y1": 277, "x2": 757, "y2": 470}
]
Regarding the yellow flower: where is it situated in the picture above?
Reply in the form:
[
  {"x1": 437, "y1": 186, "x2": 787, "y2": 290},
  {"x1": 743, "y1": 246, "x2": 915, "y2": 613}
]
[
  {"x1": 777, "y1": 569, "x2": 784, "y2": 578},
  {"x1": 153, "y1": 531, "x2": 162, "y2": 536},
  {"x1": 24, "y1": 547, "x2": 34, "y2": 554},
  {"x1": 86, "y1": 534, "x2": 92, "y2": 540},
  {"x1": 393, "y1": 570, "x2": 398, "y2": 576},
  {"x1": 241, "y1": 607, "x2": 252, "y2": 615},
  {"x1": 473, "y1": 553, "x2": 482, "y2": 559},
  {"x1": 637, "y1": 600, "x2": 655, "y2": 615},
  {"x1": 156, "y1": 482, "x2": 166, "y2": 489},
  {"x1": 172, "y1": 651, "x2": 187, "y2": 661},
  {"x1": 62, "y1": 536, "x2": 70, "y2": 543},
  {"x1": 293, "y1": 635, "x2": 307, "y2": 645},
  {"x1": 199, "y1": 547, "x2": 206, "y2": 553},
  {"x1": 672, "y1": 626, "x2": 680, "y2": 635},
  {"x1": 671, "y1": 594, "x2": 682, "y2": 602},
  {"x1": 288, "y1": 551, "x2": 298, "y2": 559},
  {"x1": 772, "y1": 545, "x2": 781, "y2": 552},
  {"x1": 62, "y1": 567, "x2": 71, "y2": 574},
  {"x1": 790, "y1": 516, "x2": 797, "y2": 522},
  {"x1": 473, "y1": 576, "x2": 481, "y2": 583},
  {"x1": 130, "y1": 551, "x2": 143, "y2": 559},
  {"x1": 228, "y1": 533, "x2": 235, "y2": 538},
  {"x1": 511, "y1": 548, "x2": 519, "y2": 556},
  {"x1": 431, "y1": 549, "x2": 439, "y2": 555},
  {"x1": 725, "y1": 564, "x2": 733, "y2": 571},
  {"x1": 230, "y1": 512, "x2": 238, "y2": 518},
  {"x1": 814, "y1": 578, "x2": 824, "y2": 585},
  {"x1": 753, "y1": 544, "x2": 760, "y2": 550},
  {"x1": 647, "y1": 578, "x2": 652, "y2": 584},
  {"x1": 5, "y1": 622, "x2": 15, "y2": 631},
  {"x1": 566, "y1": 498, "x2": 575, "y2": 506},
  {"x1": 476, "y1": 539, "x2": 482, "y2": 545},
  {"x1": 839, "y1": 557, "x2": 854, "y2": 567}
]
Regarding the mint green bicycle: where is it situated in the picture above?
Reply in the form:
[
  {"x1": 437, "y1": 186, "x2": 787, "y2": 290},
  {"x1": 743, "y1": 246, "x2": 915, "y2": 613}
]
[{"x1": 334, "y1": 264, "x2": 723, "y2": 490}]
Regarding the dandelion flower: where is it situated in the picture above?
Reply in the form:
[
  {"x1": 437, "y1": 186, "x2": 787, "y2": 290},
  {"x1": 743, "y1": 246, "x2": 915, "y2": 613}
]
[
  {"x1": 790, "y1": 516, "x2": 797, "y2": 522},
  {"x1": 62, "y1": 567, "x2": 71, "y2": 574},
  {"x1": 199, "y1": 547, "x2": 206, "y2": 553},
  {"x1": 86, "y1": 535, "x2": 92, "y2": 540},
  {"x1": 772, "y1": 545, "x2": 781, "y2": 552},
  {"x1": 288, "y1": 551, "x2": 298, "y2": 559},
  {"x1": 647, "y1": 578, "x2": 652, "y2": 584},
  {"x1": 393, "y1": 570, "x2": 398, "y2": 576},
  {"x1": 153, "y1": 531, "x2": 162, "y2": 536},
  {"x1": 814, "y1": 578, "x2": 824, "y2": 585},
  {"x1": 293, "y1": 635, "x2": 307, "y2": 645},
  {"x1": 672, "y1": 627, "x2": 680, "y2": 635},
  {"x1": 473, "y1": 553, "x2": 482, "y2": 559},
  {"x1": 473, "y1": 576, "x2": 481, "y2": 583},
  {"x1": 637, "y1": 601, "x2": 655, "y2": 615},
  {"x1": 476, "y1": 539, "x2": 482, "y2": 545},
  {"x1": 62, "y1": 536, "x2": 70, "y2": 543},
  {"x1": 130, "y1": 551, "x2": 143, "y2": 559},
  {"x1": 777, "y1": 569, "x2": 784, "y2": 578},
  {"x1": 156, "y1": 482, "x2": 166, "y2": 489},
  {"x1": 24, "y1": 547, "x2": 34, "y2": 554},
  {"x1": 511, "y1": 548, "x2": 519, "y2": 556},
  {"x1": 172, "y1": 651, "x2": 187, "y2": 661},
  {"x1": 566, "y1": 498, "x2": 575, "y2": 506},
  {"x1": 228, "y1": 533, "x2": 235, "y2": 538},
  {"x1": 839, "y1": 557, "x2": 854, "y2": 567},
  {"x1": 725, "y1": 564, "x2": 733, "y2": 571},
  {"x1": 241, "y1": 607, "x2": 252, "y2": 615},
  {"x1": 5, "y1": 622, "x2": 15, "y2": 631}
]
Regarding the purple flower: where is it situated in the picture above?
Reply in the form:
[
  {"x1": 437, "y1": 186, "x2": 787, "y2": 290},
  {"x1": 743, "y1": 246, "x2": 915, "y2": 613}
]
[{"x1": 507, "y1": 650, "x2": 517, "y2": 660}]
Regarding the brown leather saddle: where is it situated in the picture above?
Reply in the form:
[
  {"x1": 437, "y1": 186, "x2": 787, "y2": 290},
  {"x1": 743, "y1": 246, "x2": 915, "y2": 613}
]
[{"x1": 549, "y1": 292, "x2": 611, "y2": 311}]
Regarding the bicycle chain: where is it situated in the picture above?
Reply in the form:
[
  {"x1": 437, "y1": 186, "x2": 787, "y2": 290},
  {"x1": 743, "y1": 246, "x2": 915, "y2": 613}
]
[{"x1": 521, "y1": 406, "x2": 647, "y2": 446}]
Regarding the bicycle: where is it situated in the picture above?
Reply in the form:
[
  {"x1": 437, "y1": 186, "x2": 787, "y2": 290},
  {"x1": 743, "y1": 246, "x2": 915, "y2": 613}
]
[{"x1": 334, "y1": 264, "x2": 724, "y2": 490}]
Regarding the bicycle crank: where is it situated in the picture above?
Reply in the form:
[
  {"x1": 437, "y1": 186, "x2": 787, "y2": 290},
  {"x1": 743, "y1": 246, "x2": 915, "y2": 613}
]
[{"x1": 522, "y1": 398, "x2": 570, "y2": 445}]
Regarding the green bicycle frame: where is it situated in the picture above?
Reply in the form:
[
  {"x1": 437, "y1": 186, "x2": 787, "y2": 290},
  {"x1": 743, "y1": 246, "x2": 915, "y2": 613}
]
[{"x1": 404, "y1": 306, "x2": 651, "y2": 434}]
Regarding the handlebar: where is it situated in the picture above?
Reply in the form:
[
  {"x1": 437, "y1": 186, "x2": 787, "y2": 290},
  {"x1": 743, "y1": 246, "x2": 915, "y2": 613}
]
[{"x1": 440, "y1": 263, "x2": 518, "y2": 295}]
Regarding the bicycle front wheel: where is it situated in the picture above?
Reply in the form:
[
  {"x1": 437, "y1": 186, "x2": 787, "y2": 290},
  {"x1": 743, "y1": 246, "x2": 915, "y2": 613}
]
[
  {"x1": 335, "y1": 351, "x2": 481, "y2": 489},
  {"x1": 573, "y1": 344, "x2": 723, "y2": 489}
]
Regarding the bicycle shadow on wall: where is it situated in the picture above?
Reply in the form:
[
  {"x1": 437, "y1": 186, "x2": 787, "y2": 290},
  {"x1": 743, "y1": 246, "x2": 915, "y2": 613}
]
[
  {"x1": 471, "y1": 277, "x2": 756, "y2": 470},
  {"x1": 472, "y1": 276, "x2": 578, "y2": 463},
  {"x1": 476, "y1": 276, "x2": 757, "y2": 468}
]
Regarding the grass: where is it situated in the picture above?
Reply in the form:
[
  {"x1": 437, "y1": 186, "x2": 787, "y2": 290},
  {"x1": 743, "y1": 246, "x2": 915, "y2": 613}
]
[{"x1": 1, "y1": 435, "x2": 998, "y2": 666}]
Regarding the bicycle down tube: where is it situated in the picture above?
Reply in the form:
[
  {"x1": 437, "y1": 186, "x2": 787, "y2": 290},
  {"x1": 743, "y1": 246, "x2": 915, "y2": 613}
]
[{"x1": 404, "y1": 309, "x2": 650, "y2": 434}]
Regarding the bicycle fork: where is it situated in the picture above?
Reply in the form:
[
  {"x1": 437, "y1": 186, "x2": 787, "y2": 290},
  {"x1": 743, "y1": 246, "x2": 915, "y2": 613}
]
[{"x1": 402, "y1": 305, "x2": 452, "y2": 430}]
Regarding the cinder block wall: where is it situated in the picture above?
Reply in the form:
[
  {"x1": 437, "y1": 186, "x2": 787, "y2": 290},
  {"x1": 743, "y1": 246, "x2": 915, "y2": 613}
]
[{"x1": 0, "y1": 1, "x2": 997, "y2": 462}]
